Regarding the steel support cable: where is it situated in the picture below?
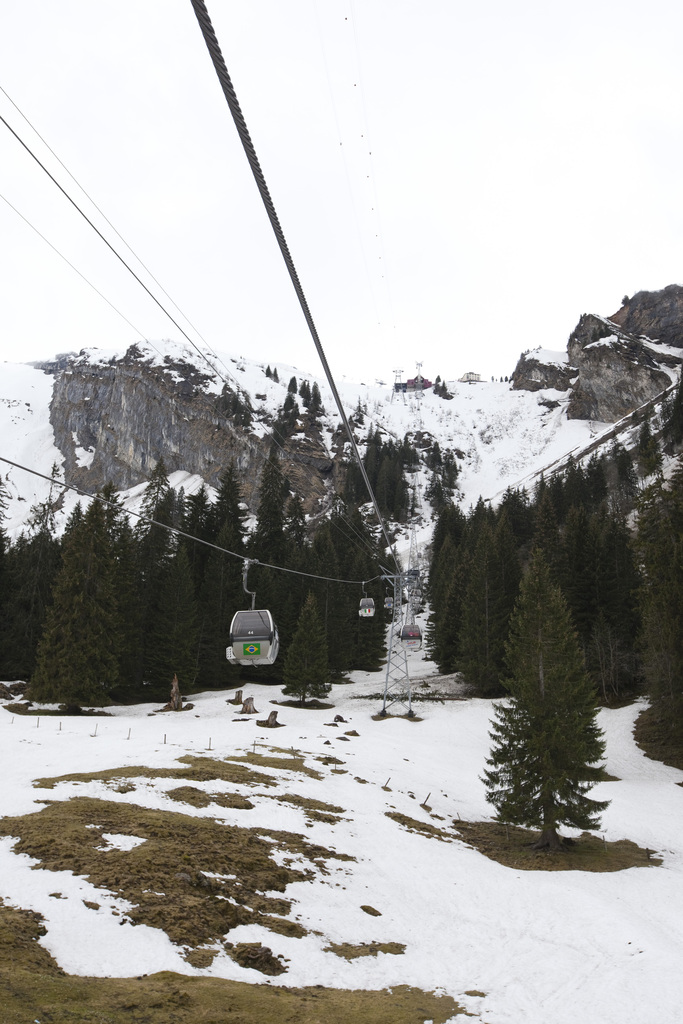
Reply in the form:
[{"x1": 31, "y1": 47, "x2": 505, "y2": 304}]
[
  {"x1": 0, "y1": 83, "x2": 234, "y2": 380},
  {"x1": 0, "y1": 187, "x2": 375, "y2": 570},
  {"x1": 0, "y1": 191, "x2": 146, "y2": 339},
  {"x1": 0, "y1": 110, "x2": 230, "y2": 391},
  {"x1": 0, "y1": 110, "x2": 376, "y2": 565},
  {"x1": 188, "y1": 0, "x2": 399, "y2": 574},
  {"x1": 0, "y1": 454, "x2": 380, "y2": 588}
]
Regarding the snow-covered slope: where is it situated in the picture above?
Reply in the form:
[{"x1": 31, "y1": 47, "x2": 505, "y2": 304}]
[
  {"x1": 2, "y1": 671, "x2": 683, "y2": 1024},
  {"x1": 1, "y1": 340, "x2": 608, "y2": 540}
]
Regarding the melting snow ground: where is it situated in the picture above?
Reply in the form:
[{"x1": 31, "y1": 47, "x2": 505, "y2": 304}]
[{"x1": 2, "y1": 659, "x2": 683, "y2": 1024}]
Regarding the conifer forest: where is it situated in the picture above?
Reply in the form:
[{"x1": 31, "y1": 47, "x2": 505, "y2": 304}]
[{"x1": 1, "y1": 375, "x2": 683, "y2": 776}]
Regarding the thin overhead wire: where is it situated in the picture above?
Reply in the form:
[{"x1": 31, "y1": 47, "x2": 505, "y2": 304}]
[
  {"x1": 189, "y1": 0, "x2": 400, "y2": 573},
  {"x1": 0, "y1": 108, "x2": 230, "y2": 390},
  {"x1": 0, "y1": 454, "x2": 381, "y2": 588},
  {"x1": 0, "y1": 78, "x2": 384, "y2": 570},
  {"x1": 0, "y1": 191, "x2": 148, "y2": 341}
]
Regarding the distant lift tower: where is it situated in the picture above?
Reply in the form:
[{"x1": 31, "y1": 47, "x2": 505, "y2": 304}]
[
  {"x1": 380, "y1": 571, "x2": 414, "y2": 716},
  {"x1": 391, "y1": 368, "x2": 406, "y2": 405},
  {"x1": 413, "y1": 361, "x2": 424, "y2": 430}
]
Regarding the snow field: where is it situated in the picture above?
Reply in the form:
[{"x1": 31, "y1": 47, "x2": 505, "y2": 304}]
[{"x1": 2, "y1": 667, "x2": 683, "y2": 1024}]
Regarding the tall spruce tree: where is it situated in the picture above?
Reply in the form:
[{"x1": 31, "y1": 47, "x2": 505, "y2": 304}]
[
  {"x1": 30, "y1": 500, "x2": 120, "y2": 707},
  {"x1": 0, "y1": 478, "x2": 10, "y2": 676},
  {"x1": 635, "y1": 463, "x2": 683, "y2": 739},
  {"x1": 281, "y1": 593, "x2": 330, "y2": 703},
  {"x1": 145, "y1": 543, "x2": 199, "y2": 695},
  {"x1": 2, "y1": 478, "x2": 62, "y2": 679},
  {"x1": 483, "y1": 551, "x2": 608, "y2": 850}
]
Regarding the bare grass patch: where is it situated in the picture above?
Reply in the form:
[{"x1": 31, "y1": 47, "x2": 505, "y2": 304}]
[
  {"x1": 325, "y1": 940, "x2": 406, "y2": 959},
  {"x1": 452, "y1": 820, "x2": 662, "y2": 871},
  {"x1": 34, "y1": 755, "x2": 281, "y2": 791},
  {"x1": 634, "y1": 703, "x2": 683, "y2": 772},
  {"x1": 0, "y1": 900, "x2": 467, "y2": 1023},
  {"x1": 0, "y1": 796, "x2": 355, "y2": 950}
]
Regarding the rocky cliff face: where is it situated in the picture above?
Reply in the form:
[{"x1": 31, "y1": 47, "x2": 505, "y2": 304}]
[
  {"x1": 511, "y1": 286, "x2": 683, "y2": 422},
  {"x1": 510, "y1": 353, "x2": 577, "y2": 393},
  {"x1": 565, "y1": 313, "x2": 676, "y2": 421},
  {"x1": 608, "y1": 284, "x2": 683, "y2": 348},
  {"x1": 43, "y1": 345, "x2": 335, "y2": 516}
]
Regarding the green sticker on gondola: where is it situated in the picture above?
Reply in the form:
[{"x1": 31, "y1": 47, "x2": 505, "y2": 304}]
[{"x1": 243, "y1": 642, "x2": 261, "y2": 656}]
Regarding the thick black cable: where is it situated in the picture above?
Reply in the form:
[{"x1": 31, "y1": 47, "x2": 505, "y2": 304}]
[
  {"x1": 188, "y1": 0, "x2": 399, "y2": 572},
  {"x1": 0, "y1": 454, "x2": 380, "y2": 588}
]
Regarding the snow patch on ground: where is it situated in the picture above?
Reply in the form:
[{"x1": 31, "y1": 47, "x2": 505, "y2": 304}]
[{"x1": 2, "y1": 666, "x2": 683, "y2": 1023}]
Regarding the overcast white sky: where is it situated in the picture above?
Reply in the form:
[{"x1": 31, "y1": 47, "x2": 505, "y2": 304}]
[{"x1": 1, "y1": 0, "x2": 682, "y2": 386}]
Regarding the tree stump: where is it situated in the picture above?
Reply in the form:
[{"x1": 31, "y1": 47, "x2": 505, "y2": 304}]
[
  {"x1": 256, "y1": 710, "x2": 281, "y2": 728},
  {"x1": 241, "y1": 696, "x2": 258, "y2": 714},
  {"x1": 169, "y1": 674, "x2": 182, "y2": 712}
]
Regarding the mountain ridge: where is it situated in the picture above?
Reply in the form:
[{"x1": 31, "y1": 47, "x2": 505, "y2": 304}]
[{"x1": 2, "y1": 286, "x2": 682, "y2": 538}]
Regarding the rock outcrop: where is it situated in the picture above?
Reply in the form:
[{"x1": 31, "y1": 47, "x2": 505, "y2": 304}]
[
  {"x1": 42, "y1": 344, "x2": 335, "y2": 516},
  {"x1": 511, "y1": 353, "x2": 577, "y2": 393},
  {"x1": 511, "y1": 286, "x2": 683, "y2": 422},
  {"x1": 608, "y1": 284, "x2": 683, "y2": 348},
  {"x1": 566, "y1": 313, "x2": 675, "y2": 421}
]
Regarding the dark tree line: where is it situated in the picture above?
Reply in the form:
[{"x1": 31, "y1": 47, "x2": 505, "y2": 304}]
[
  {"x1": 0, "y1": 451, "x2": 388, "y2": 707},
  {"x1": 428, "y1": 446, "x2": 642, "y2": 703}
]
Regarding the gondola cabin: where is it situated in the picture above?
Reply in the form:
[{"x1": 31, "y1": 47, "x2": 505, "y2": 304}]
[
  {"x1": 227, "y1": 609, "x2": 279, "y2": 665},
  {"x1": 400, "y1": 623, "x2": 422, "y2": 651},
  {"x1": 384, "y1": 596, "x2": 394, "y2": 610},
  {"x1": 359, "y1": 597, "x2": 375, "y2": 618}
]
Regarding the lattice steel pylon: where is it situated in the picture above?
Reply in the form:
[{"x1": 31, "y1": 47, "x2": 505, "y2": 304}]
[
  {"x1": 380, "y1": 571, "x2": 414, "y2": 716},
  {"x1": 391, "y1": 368, "x2": 406, "y2": 405}
]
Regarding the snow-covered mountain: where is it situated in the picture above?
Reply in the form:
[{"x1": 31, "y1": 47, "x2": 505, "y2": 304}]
[{"x1": 1, "y1": 287, "x2": 682, "y2": 550}]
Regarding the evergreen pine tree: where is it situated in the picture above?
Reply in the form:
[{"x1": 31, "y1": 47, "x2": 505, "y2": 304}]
[
  {"x1": 30, "y1": 500, "x2": 120, "y2": 707},
  {"x1": 145, "y1": 544, "x2": 199, "y2": 695},
  {"x1": 251, "y1": 448, "x2": 287, "y2": 566},
  {"x1": 0, "y1": 478, "x2": 10, "y2": 676},
  {"x1": 635, "y1": 462, "x2": 683, "y2": 737},
  {"x1": 196, "y1": 519, "x2": 245, "y2": 689},
  {"x1": 310, "y1": 382, "x2": 323, "y2": 415},
  {"x1": 182, "y1": 484, "x2": 213, "y2": 594},
  {"x1": 311, "y1": 523, "x2": 354, "y2": 674},
  {"x1": 281, "y1": 593, "x2": 330, "y2": 703},
  {"x1": 299, "y1": 379, "x2": 312, "y2": 407},
  {"x1": 483, "y1": 551, "x2": 608, "y2": 850},
  {"x1": 637, "y1": 418, "x2": 663, "y2": 478},
  {"x1": 2, "y1": 479, "x2": 62, "y2": 679}
]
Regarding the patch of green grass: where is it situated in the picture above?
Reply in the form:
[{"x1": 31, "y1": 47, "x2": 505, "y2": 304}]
[
  {"x1": 0, "y1": 900, "x2": 465, "y2": 1024},
  {"x1": 324, "y1": 941, "x2": 406, "y2": 959},
  {"x1": 452, "y1": 820, "x2": 662, "y2": 871}
]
